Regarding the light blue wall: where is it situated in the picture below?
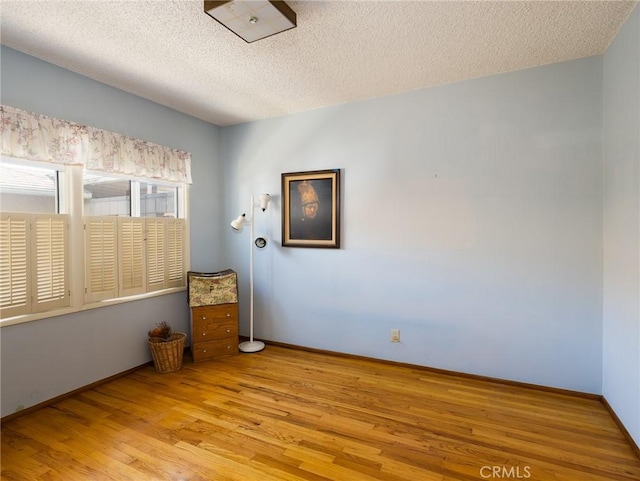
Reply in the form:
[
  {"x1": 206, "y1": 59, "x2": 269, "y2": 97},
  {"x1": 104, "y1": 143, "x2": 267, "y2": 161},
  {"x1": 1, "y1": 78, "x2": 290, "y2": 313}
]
[
  {"x1": 603, "y1": 6, "x2": 640, "y2": 447},
  {"x1": 221, "y1": 57, "x2": 604, "y2": 394},
  {"x1": 2, "y1": 12, "x2": 637, "y2": 448},
  {"x1": 0, "y1": 46, "x2": 223, "y2": 417}
]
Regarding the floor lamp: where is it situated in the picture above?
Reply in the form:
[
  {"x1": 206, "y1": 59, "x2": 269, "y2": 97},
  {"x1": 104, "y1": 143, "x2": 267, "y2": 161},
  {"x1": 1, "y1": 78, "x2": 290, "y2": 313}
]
[{"x1": 230, "y1": 194, "x2": 271, "y2": 353}]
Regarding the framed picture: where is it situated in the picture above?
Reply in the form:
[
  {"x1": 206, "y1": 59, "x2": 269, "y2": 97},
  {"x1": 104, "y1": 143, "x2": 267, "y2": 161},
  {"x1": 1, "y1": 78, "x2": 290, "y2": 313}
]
[{"x1": 282, "y1": 169, "x2": 340, "y2": 248}]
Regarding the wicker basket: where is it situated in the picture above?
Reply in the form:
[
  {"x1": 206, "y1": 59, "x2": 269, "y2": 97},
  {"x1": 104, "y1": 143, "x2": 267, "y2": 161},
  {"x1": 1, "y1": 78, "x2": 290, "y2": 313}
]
[{"x1": 148, "y1": 332, "x2": 186, "y2": 373}]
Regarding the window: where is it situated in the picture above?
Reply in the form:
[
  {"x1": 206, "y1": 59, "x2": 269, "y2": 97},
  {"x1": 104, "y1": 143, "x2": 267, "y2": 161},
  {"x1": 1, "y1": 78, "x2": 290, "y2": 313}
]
[
  {"x1": 0, "y1": 160, "x2": 70, "y2": 317},
  {"x1": 0, "y1": 159, "x2": 188, "y2": 321},
  {"x1": 140, "y1": 181, "x2": 177, "y2": 218},
  {"x1": 83, "y1": 173, "x2": 131, "y2": 216},
  {"x1": 0, "y1": 161, "x2": 60, "y2": 214},
  {"x1": 0, "y1": 213, "x2": 70, "y2": 317},
  {"x1": 0, "y1": 105, "x2": 192, "y2": 322},
  {"x1": 83, "y1": 171, "x2": 186, "y2": 304}
]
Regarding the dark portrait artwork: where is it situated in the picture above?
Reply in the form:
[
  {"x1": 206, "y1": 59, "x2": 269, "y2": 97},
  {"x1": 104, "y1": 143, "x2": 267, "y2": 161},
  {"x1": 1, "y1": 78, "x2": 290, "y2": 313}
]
[
  {"x1": 282, "y1": 169, "x2": 340, "y2": 248},
  {"x1": 289, "y1": 179, "x2": 333, "y2": 240}
]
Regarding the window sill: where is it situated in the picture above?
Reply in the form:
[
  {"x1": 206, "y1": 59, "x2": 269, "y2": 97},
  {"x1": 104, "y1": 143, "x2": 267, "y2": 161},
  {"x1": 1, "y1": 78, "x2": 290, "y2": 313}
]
[{"x1": 0, "y1": 286, "x2": 187, "y2": 328}]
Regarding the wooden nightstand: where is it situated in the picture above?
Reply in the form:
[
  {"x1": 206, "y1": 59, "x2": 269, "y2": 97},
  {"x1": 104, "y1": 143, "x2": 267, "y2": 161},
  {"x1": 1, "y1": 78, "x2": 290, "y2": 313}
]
[
  {"x1": 188, "y1": 270, "x2": 239, "y2": 362},
  {"x1": 190, "y1": 304, "x2": 239, "y2": 361}
]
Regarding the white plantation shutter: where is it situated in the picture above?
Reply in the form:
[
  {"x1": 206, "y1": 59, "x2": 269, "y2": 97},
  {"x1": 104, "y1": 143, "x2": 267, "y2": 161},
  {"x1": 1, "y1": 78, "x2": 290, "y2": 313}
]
[
  {"x1": 85, "y1": 217, "x2": 117, "y2": 302},
  {"x1": 1, "y1": 214, "x2": 186, "y2": 316},
  {"x1": 33, "y1": 215, "x2": 69, "y2": 312},
  {"x1": 167, "y1": 219, "x2": 185, "y2": 288},
  {"x1": 0, "y1": 214, "x2": 31, "y2": 317},
  {"x1": 118, "y1": 218, "x2": 146, "y2": 296},
  {"x1": 146, "y1": 219, "x2": 166, "y2": 291},
  {"x1": 84, "y1": 217, "x2": 185, "y2": 302},
  {"x1": 0, "y1": 213, "x2": 70, "y2": 318}
]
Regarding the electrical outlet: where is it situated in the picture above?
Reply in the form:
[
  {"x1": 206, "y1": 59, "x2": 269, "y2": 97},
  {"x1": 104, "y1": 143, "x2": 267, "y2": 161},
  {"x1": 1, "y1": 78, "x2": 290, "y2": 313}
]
[{"x1": 391, "y1": 328, "x2": 400, "y2": 343}]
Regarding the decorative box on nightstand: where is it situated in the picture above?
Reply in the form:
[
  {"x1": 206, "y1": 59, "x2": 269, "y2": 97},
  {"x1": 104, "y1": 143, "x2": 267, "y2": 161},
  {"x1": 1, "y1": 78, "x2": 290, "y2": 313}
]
[{"x1": 188, "y1": 270, "x2": 239, "y2": 362}]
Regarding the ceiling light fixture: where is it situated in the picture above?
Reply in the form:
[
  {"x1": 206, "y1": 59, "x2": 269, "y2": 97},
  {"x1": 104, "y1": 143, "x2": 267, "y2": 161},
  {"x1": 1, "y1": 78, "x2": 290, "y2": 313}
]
[{"x1": 204, "y1": 1, "x2": 297, "y2": 43}]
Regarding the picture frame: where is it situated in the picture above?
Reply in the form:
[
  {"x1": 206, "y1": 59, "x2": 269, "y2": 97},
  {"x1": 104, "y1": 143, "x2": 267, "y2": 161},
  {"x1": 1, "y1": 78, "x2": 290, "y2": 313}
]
[{"x1": 281, "y1": 169, "x2": 340, "y2": 248}]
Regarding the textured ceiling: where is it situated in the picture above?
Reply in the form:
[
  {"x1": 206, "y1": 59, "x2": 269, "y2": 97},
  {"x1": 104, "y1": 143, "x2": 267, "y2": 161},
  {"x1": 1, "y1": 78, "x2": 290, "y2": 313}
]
[{"x1": 1, "y1": 0, "x2": 637, "y2": 126}]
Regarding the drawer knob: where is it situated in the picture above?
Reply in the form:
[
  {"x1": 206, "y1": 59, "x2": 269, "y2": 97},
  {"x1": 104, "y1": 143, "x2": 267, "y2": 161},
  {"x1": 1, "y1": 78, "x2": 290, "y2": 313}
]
[
  {"x1": 202, "y1": 332, "x2": 206, "y2": 336},
  {"x1": 226, "y1": 313, "x2": 230, "y2": 317},
  {"x1": 226, "y1": 345, "x2": 231, "y2": 349},
  {"x1": 226, "y1": 329, "x2": 231, "y2": 333},
  {"x1": 203, "y1": 349, "x2": 207, "y2": 353},
  {"x1": 201, "y1": 316, "x2": 207, "y2": 320}
]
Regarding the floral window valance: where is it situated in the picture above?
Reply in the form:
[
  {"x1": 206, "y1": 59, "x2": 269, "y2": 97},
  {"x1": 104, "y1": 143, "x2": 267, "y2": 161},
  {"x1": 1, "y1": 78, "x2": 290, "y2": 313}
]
[{"x1": 0, "y1": 105, "x2": 192, "y2": 184}]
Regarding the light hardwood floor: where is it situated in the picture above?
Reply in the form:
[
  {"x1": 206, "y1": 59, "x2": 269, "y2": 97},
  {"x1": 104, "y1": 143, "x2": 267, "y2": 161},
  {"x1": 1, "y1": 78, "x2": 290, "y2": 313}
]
[{"x1": 2, "y1": 346, "x2": 639, "y2": 480}]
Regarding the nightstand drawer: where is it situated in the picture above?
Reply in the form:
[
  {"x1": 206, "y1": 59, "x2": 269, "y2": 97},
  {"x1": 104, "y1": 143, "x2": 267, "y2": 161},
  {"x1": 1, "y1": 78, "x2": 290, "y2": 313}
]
[
  {"x1": 192, "y1": 318, "x2": 237, "y2": 341},
  {"x1": 192, "y1": 304, "x2": 238, "y2": 321},
  {"x1": 192, "y1": 338, "x2": 238, "y2": 361}
]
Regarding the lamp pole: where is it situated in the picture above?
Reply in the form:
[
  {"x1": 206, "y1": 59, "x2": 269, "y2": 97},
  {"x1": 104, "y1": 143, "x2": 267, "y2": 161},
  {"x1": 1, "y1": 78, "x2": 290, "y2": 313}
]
[{"x1": 239, "y1": 195, "x2": 266, "y2": 353}]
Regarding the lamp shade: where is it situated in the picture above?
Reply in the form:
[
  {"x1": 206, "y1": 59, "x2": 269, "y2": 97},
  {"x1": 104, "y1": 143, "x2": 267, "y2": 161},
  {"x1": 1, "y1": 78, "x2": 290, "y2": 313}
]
[
  {"x1": 259, "y1": 194, "x2": 271, "y2": 211},
  {"x1": 230, "y1": 213, "x2": 247, "y2": 231}
]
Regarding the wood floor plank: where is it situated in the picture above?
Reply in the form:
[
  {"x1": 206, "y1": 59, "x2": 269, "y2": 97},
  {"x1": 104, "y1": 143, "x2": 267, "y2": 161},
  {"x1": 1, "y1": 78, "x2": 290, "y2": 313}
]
[{"x1": 2, "y1": 345, "x2": 639, "y2": 481}]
